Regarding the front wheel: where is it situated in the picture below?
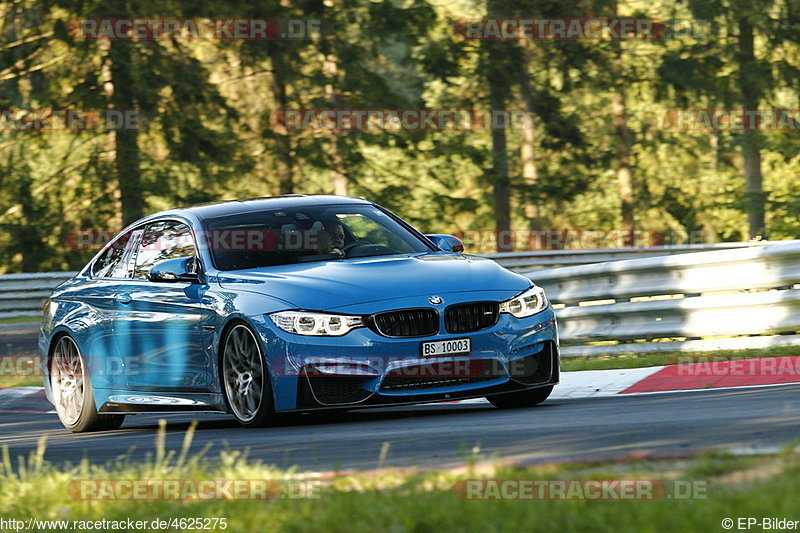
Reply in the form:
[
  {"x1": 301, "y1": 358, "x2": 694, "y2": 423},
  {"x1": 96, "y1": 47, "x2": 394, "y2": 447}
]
[
  {"x1": 486, "y1": 385, "x2": 554, "y2": 409},
  {"x1": 222, "y1": 323, "x2": 274, "y2": 427},
  {"x1": 50, "y1": 335, "x2": 125, "y2": 433}
]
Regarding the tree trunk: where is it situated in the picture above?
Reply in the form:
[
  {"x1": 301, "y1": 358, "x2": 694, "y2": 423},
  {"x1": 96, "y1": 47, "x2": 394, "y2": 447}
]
[
  {"x1": 488, "y1": 77, "x2": 511, "y2": 251},
  {"x1": 109, "y1": 39, "x2": 144, "y2": 226},
  {"x1": 612, "y1": 88, "x2": 634, "y2": 239},
  {"x1": 322, "y1": 0, "x2": 347, "y2": 196},
  {"x1": 516, "y1": 40, "x2": 545, "y2": 246},
  {"x1": 738, "y1": 17, "x2": 766, "y2": 239},
  {"x1": 610, "y1": 1, "x2": 634, "y2": 245},
  {"x1": 270, "y1": 53, "x2": 294, "y2": 195},
  {"x1": 485, "y1": 0, "x2": 511, "y2": 251},
  {"x1": 324, "y1": 52, "x2": 347, "y2": 196}
]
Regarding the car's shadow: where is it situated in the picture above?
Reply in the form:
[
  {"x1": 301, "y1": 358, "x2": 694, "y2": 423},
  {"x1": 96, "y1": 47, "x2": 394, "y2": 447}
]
[{"x1": 118, "y1": 402, "x2": 556, "y2": 432}]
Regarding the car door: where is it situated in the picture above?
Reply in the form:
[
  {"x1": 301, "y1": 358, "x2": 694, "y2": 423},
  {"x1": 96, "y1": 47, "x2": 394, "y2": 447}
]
[
  {"x1": 75, "y1": 228, "x2": 141, "y2": 390},
  {"x1": 112, "y1": 219, "x2": 216, "y2": 392}
]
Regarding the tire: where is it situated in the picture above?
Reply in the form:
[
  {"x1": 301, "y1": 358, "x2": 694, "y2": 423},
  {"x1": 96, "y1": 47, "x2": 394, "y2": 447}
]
[
  {"x1": 96, "y1": 414, "x2": 126, "y2": 430},
  {"x1": 486, "y1": 385, "x2": 554, "y2": 409},
  {"x1": 221, "y1": 323, "x2": 274, "y2": 427},
  {"x1": 50, "y1": 335, "x2": 125, "y2": 433}
]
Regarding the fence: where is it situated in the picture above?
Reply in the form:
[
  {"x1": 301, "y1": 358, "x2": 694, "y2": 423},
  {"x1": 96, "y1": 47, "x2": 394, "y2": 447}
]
[
  {"x1": 526, "y1": 240, "x2": 800, "y2": 357},
  {"x1": 485, "y1": 241, "x2": 770, "y2": 269},
  {"x1": 6, "y1": 243, "x2": 758, "y2": 320},
  {"x1": 1, "y1": 241, "x2": 798, "y2": 359},
  {"x1": 0, "y1": 272, "x2": 78, "y2": 319}
]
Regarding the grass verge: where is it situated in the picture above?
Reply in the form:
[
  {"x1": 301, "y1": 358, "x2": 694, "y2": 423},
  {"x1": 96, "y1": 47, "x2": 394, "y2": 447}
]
[
  {"x1": 0, "y1": 316, "x2": 40, "y2": 325},
  {"x1": 561, "y1": 345, "x2": 800, "y2": 372},
  {"x1": 0, "y1": 375, "x2": 42, "y2": 388},
  {"x1": 0, "y1": 355, "x2": 42, "y2": 389},
  {"x1": 1, "y1": 422, "x2": 799, "y2": 533}
]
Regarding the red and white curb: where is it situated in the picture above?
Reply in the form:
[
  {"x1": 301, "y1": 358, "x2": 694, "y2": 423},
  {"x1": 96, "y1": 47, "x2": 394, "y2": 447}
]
[
  {"x1": 431, "y1": 366, "x2": 665, "y2": 407},
  {"x1": 620, "y1": 356, "x2": 800, "y2": 394},
  {"x1": 553, "y1": 366, "x2": 666, "y2": 399},
  {"x1": 2, "y1": 356, "x2": 799, "y2": 413},
  {"x1": 554, "y1": 356, "x2": 800, "y2": 398},
  {"x1": 432, "y1": 356, "x2": 800, "y2": 406}
]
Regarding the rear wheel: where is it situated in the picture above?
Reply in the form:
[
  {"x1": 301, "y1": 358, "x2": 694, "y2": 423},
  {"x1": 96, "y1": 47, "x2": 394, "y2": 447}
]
[
  {"x1": 486, "y1": 385, "x2": 554, "y2": 409},
  {"x1": 50, "y1": 336, "x2": 125, "y2": 432},
  {"x1": 222, "y1": 323, "x2": 274, "y2": 427}
]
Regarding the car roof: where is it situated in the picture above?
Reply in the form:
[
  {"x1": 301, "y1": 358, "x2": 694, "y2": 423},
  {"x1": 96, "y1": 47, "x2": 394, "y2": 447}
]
[{"x1": 155, "y1": 195, "x2": 374, "y2": 221}]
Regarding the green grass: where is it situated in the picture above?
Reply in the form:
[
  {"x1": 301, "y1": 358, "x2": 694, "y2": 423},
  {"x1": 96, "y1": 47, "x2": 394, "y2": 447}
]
[
  {"x1": 561, "y1": 345, "x2": 800, "y2": 372},
  {"x1": 0, "y1": 316, "x2": 40, "y2": 325},
  {"x1": 0, "y1": 355, "x2": 42, "y2": 388},
  {"x1": 2, "y1": 422, "x2": 800, "y2": 533},
  {"x1": 0, "y1": 375, "x2": 42, "y2": 388}
]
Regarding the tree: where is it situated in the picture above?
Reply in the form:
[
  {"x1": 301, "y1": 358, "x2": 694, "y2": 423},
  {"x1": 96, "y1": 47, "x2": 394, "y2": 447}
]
[
  {"x1": 47, "y1": 0, "x2": 244, "y2": 225},
  {"x1": 482, "y1": 12, "x2": 512, "y2": 250},
  {"x1": 609, "y1": 0, "x2": 635, "y2": 239},
  {"x1": 659, "y1": 0, "x2": 799, "y2": 239}
]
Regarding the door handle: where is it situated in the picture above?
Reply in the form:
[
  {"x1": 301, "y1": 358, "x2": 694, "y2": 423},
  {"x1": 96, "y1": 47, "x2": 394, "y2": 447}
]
[{"x1": 116, "y1": 293, "x2": 132, "y2": 304}]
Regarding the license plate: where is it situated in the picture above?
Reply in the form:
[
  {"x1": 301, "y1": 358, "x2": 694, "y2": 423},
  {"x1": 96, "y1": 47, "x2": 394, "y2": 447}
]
[{"x1": 421, "y1": 338, "x2": 471, "y2": 357}]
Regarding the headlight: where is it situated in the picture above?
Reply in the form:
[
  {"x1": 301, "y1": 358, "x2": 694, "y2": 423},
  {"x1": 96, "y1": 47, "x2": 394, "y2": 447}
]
[
  {"x1": 269, "y1": 311, "x2": 364, "y2": 336},
  {"x1": 499, "y1": 286, "x2": 548, "y2": 318}
]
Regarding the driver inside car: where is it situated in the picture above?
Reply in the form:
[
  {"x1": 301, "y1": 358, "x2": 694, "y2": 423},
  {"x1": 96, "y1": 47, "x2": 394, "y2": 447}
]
[{"x1": 313, "y1": 219, "x2": 346, "y2": 257}]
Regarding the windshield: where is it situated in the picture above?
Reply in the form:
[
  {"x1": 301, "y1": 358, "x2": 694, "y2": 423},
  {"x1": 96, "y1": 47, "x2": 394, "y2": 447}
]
[{"x1": 203, "y1": 204, "x2": 432, "y2": 271}]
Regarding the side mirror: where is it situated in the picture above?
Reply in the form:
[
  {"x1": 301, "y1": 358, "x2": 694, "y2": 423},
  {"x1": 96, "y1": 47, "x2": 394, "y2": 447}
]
[
  {"x1": 148, "y1": 257, "x2": 201, "y2": 283},
  {"x1": 425, "y1": 234, "x2": 465, "y2": 253}
]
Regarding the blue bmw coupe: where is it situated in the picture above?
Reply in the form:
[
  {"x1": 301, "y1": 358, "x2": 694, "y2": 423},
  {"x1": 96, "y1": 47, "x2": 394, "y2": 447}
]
[{"x1": 41, "y1": 195, "x2": 559, "y2": 432}]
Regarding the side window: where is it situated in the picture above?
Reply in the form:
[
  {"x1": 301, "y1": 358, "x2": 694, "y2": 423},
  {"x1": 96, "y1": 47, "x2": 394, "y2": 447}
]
[
  {"x1": 92, "y1": 229, "x2": 142, "y2": 278},
  {"x1": 133, "y1": 220, "x2": 197, "y2": 280}
]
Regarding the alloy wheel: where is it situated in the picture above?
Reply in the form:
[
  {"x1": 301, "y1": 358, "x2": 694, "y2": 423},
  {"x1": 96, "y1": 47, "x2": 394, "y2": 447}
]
[
  {"x1": 51, "y1": 336, "x2": 86, "y2": 426},
  {"x1": 222, "y1": 325, "x2": 266, "y2": 423}
]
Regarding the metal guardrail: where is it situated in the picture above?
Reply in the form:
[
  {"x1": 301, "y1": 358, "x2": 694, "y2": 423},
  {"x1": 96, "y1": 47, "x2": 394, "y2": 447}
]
[
  {"x1": 0, "y1": 272, "x2": 78, "y2": 319},
  {"x1": 3, "y1": 243, "x2": 760, "y2": 320},
  {"x1": 2, "y1": 241, "x2": 799, "y2": 359},
  {"x1": 484, "y1": 241, "x2": 771, "y2": 268},
  {"x1": 525, "y1": 240, "x2": 800, "y2": 357}
]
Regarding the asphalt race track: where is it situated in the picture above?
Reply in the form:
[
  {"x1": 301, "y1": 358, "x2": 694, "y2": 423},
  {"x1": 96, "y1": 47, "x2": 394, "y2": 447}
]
[
  {"x1": 0, "y1": 322, "x2": 38, "y2": 357},
  {"x1": 2, "y1": 384, "x2": 799, "y2": 472}
]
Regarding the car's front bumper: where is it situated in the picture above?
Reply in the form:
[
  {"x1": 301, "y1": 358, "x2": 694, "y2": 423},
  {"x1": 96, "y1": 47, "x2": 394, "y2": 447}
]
[
  {"x1": 294, "y1": 340, "x2": 558, "y2": 410},
  {"x1": 252, "y1": 307, "x2": 559, "y2": 412}
]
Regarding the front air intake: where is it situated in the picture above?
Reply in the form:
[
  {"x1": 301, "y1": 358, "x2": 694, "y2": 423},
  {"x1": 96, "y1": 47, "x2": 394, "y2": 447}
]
[
  {"x1": 445, "y1": 302, "x2": 499, "y2": 333},
  {"x1": 369, "y1": 308, "x2": 439, "y2": 338}
]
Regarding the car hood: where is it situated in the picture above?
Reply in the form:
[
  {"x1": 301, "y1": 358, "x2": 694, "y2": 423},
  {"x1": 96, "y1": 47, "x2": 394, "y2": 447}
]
[{"x1": 216, "y1": 253, "x2": 530, "y2": 311}]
